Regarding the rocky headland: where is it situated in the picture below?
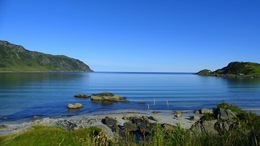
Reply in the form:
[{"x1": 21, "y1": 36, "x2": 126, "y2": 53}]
[
  {"x1": 197, "y1": 61, "x2": 260, "y2": 78},
  {"x1": 0, "y1": 40, "x2": 93, "y2": 72}
]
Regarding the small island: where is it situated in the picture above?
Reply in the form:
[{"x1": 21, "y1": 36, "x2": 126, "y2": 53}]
[{"x1": 197, "y1": 61, "x2": 260, "y2": 78}]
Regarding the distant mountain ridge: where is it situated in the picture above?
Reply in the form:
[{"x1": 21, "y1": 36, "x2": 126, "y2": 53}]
[
  {"x1": 197, "y1": 62, "x2": 260, "y2": 78},
  {"x1": 0, "y1": 40, "x2": 93, "y2": 72}
]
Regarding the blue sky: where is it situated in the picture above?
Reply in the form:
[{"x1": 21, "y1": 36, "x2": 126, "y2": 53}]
[{"x1": 0, "y1": 0, "x2": 259, "y2": 72}]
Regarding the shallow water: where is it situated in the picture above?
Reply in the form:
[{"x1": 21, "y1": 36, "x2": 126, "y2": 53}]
[{"x1": 0, "y1": 72, "x2": 259, "y2": 122}]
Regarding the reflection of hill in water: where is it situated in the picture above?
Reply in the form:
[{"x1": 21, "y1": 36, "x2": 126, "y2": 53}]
[
  {"x1": 225, "y1": 77, "x2": 260, "y2": 85},
  {"x1": 0, "y1": 73, "x2": 88, "y2": 87}
]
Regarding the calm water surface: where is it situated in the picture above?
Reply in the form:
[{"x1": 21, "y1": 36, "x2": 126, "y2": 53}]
[{"x1": 0, "y1": 72, "x2": 259, "y2": 122}]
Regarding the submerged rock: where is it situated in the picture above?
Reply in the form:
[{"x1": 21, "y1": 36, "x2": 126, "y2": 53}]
[
  {"x1": 91, "y1": 92, "x2": 129, "y2": 103},
  {"x1": 68, "y1": 103, "x2": 83, "y2": 109}
]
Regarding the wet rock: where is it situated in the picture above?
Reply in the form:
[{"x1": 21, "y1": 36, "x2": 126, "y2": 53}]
[{"x1": 68, "y1": 103, "x2": 83, "y2": 109}]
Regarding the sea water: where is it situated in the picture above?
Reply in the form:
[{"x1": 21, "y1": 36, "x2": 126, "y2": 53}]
[{"x1": 0, "y1": 72, "x2": 259, "y2": 122}]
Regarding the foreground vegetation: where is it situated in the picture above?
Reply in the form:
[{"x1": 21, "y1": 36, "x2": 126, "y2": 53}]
[{"x1": 1, "y1": 103, "x2": 259, "y2": 146}]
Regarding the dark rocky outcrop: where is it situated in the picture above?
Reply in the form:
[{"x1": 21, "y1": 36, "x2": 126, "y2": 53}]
[
  {"x1": 190, "y1": 108, "x2": 239, "y2": 134},
  {"x1": 101, "y1": 116, "x2": 158, "y2": 141},
  {"x1": 101, "y1": 117, "x2": 118, "y2": 132}
]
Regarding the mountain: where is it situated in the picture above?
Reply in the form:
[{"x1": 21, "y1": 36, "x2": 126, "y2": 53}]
[
  {"x1": 0, "y1": 40, "x2": 93, "y2": 72},
  {"x1": 197, "y1": 62, "x2": 260, "y2": 78}
]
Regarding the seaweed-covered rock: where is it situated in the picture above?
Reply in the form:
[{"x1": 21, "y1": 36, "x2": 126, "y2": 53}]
[
  {"x1": 91, "y1": 92, "x2": 129, "y2": 103},
  {"x1": 74, "y1": 94, "x2": 89, "y2": 98}
]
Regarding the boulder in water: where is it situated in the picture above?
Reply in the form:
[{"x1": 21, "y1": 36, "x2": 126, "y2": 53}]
[{"x1": 68, "y1": 103, "x2": 83, "y2": 109}]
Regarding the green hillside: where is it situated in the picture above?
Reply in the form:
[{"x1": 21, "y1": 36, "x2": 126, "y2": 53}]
[
  {"x1": 0, "y1": 40, "x2": 93, "y2": 72},
  {"x1": 197, "y1": 62, "x2": 260, "y2": 77},
  {"x1": 215, "y1": 62, "x2": 260, "y2": 75}
]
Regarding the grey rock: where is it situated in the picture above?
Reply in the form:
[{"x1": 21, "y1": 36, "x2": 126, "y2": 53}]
[
  {"x1": 174, "y1": 111, "x2": 183, "y2": 118},
  {"x1": 190, "y1": 116, "x2": 200, "y2": 121},
  {"x1": 190, "y1": 120, "x2": 218, "y2": 134},
  {"x1": 56, "y1": 120, "x2": 77, "y2": 131},
  {"x1": 218, "y1": 108, "x2": 237, "y2": 121},
  {"x1": 200, "y1": 108, "x2": 214, "y2": 114}
]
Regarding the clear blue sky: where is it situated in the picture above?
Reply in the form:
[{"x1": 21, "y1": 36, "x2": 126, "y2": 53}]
[{"x1": 0, "y1": 0, "x2": 259, "y2": 72}]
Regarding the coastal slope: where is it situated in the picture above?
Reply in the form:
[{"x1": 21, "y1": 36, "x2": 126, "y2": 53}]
[
  {"x1": 0, "y1": 40, "x2": 93, "y2": 72},
  {"x1": 197, "y1": 61, "x2": 260, "y2": 78}
]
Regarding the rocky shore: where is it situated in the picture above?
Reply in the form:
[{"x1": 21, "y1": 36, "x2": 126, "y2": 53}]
[
  {"x1": 1, "y1": 103, "x2": 259, "y2": 142},
  {"x1": 0, "y1": 110, "x2": 196, "y2": 138}
]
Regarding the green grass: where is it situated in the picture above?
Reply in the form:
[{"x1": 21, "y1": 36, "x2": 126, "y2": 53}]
[
  {"x1": 1, "y1": 122, "x2": 259, "y2": 146},
  {"x1": 0, "y1": 126, "x2": 108, "y2": 146},
  {"x1": 215, "y1": 62, "x2": 260, "y2": 76}
]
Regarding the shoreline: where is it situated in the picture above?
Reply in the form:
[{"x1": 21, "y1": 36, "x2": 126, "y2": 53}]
[
  {"x1": 0, "y1": 109, "x2": 197, "y2": 137},
  {"x1": 1, "y1": 107, "x2": 259, "y2": 138}
]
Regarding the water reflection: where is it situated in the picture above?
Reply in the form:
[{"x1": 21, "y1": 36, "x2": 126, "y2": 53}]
[{"x1": 0, "y1": 73, "x2": 89, "y2": 87}]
